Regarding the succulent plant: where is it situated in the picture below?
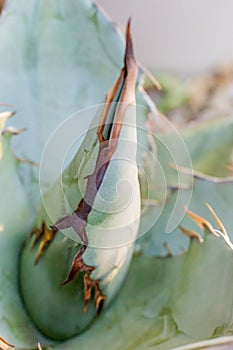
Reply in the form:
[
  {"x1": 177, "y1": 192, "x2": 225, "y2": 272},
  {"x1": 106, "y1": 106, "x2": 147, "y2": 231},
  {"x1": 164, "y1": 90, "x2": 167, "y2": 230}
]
[
  {"x1": 19, "y1": 20, "x2": 141, "y2": 341},
  {"x1": 0, "y1": 1, "x2": 233, "y2": 350}
]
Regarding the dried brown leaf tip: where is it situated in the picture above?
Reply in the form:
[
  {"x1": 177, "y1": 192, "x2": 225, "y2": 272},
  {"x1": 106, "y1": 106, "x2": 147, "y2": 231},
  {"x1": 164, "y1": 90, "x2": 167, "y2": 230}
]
[{"x1": 0, "y1": 337, "x2": 14, "y2": 350}]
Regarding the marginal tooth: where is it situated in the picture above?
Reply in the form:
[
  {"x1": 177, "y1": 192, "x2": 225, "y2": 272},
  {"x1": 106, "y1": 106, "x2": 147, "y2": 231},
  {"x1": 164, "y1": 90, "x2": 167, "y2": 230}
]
[
  {"x1": 179, "y1": 226, "x2": 204, "y2": 243},
  {"x1": 31, "y1": 227, "x2": 43, "y2": 249},
  {"x1": 34, "y1": 223, "x2": 57, "y2": 265},
  {"x1": 205, "y1": 202, "x2": 227, "y2": 237},
  {"x1": 0, "y1": 110, "x2": 15, "y2": 120},
  {"x1": 205, "y1": 203, "x2": 233, "y2": 250},
  {"x1": 83, "y1": 271, "x2": 93, "y2": 314},
  {"x1": 163, "y1": 242, "x2": 173, "y2": 257},
  {"x1": 61, "y1": 245, "x2": 106, "y2": 314},
  {"x1": 184, "y1": 205, "x2": 219, "y2": 238},
  {"x1": 95, "y1": 284, "x2": 106, "y2": 314},
  {"x1": 83, "y1": 272, "x2": 106, "y2": 314}
]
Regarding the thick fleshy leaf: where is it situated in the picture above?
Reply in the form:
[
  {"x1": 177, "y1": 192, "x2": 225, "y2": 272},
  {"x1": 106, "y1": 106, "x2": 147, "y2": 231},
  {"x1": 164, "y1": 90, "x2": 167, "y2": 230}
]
[
  {"x1": 0, "y1": 1, "x2": 152, "y2": 347},
  {"x1": 0, "y1": 0, "x2": 233, "y2": 349},
  {"x1": 53, "y1": 219, "x2": 233, "y2": 350},
  {"x1": 150, "y1": 116, "x2": 233, "y2": 192},
  {"x1": 142, "y1": 176, "x2": 233, "y2": 257},
  {"x1": 139, "y1": 116, "x2": 233, "y2": 254},
  {"x1": 19, "y1": 21, "x2": 141, "y2": 341},
  {"x1": 0, "y1": 0, "x2": 121, "y2": 161},
  {"x1": 0, "y1": 0, "x2": 153, "y2": 196},
  {"x1": 0, "y1": 115, "x2": 49, "y2": 347},
  {"x1": 181, "y1": 118, "x2": 233, "y2": 177}
]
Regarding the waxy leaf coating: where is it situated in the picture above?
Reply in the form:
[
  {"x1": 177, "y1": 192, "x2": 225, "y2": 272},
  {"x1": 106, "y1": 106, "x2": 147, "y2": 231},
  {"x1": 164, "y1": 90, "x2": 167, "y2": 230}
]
[{"x1": 20, "y1": 20, "x2": 141, "y2": 340}]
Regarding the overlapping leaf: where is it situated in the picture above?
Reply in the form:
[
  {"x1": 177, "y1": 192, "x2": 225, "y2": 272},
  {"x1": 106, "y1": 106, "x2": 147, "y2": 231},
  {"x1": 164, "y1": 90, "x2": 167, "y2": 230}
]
[{"x1": 0, "y1": 0, "x2": 233, "y2": 349}]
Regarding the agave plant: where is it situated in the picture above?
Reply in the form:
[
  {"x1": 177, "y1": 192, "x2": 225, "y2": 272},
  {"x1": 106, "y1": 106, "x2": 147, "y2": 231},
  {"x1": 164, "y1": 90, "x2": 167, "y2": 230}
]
[
  {"x1": 19, "y1": 19, "x2": 141, "y2": 341},
  {"x1": 0, "y1": 1, "x2": 233, "y2": 350}
]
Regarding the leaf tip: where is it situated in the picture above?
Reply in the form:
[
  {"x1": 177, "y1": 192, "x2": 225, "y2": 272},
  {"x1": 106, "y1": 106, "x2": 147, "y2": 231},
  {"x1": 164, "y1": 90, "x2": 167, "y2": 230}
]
[{"x1": 124, "y1": 18, "x2": 136, "y2": 69}]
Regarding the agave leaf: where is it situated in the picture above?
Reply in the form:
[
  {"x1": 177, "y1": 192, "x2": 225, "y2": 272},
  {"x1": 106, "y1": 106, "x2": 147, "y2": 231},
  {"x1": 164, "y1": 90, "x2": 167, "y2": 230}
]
[
  {"x1": 53, "y1": 210, "x2": 233, "y2": 350},
  {"x1": 0, "y1": 0, "x2": 121, "y2": 161},
  {"x1": 179, "y1": 117, "x2": 233, "y2": 177},
  {"x1": 0, "y1": 0, "x2": 233, "y2": 349},
  {"x1": 139, "y1": 115, "x2": 233, "y2": 256},
  {"x1": 142, "y1": 175, "x2": 233, "y2": 257},
  {"x1": 152, "y1": 116, "x2": 233, "y2": 191},
  {"x1": 19, "y1": 21, "x2": 141, "y2": 342},
  {"x1": 0, "y1": 0, "x2": 154, "y2": 201},
  {"x1": 138, "y1": 115, "x2": 233, "y2": 240},
  {"x1": 0, "y1": 114, "x2": 50, "y2": 347},
  {"x1": 0, "y1": 1, "x2": 153, "y2": 347},
  {"x1": 16, "y1": 165, "x2": 232, "y2": 348}
]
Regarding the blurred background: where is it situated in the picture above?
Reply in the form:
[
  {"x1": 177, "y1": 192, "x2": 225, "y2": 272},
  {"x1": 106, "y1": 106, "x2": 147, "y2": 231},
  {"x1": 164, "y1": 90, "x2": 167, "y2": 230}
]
[
  {"x1": 97, "y1": 0, "x2": 233, "y2": 76},
  {"x1": 96, "y1": 0, "x2": 233, "y2": 125},
  {"x1": 0, "y1": 0, "x2": 5, "y2": 13}
]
